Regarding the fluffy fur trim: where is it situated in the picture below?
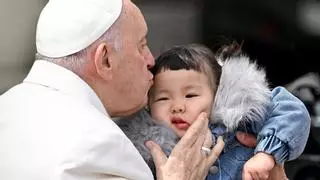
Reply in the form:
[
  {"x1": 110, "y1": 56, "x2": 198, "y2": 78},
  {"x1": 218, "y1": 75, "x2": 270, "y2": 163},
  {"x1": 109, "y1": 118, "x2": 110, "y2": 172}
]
[
  {"x1": 116, "y1": 109, "x2": 178, "y2": 175},
  {"x1": 211, "y1": 55, "x2": 271, "y2": 130}
]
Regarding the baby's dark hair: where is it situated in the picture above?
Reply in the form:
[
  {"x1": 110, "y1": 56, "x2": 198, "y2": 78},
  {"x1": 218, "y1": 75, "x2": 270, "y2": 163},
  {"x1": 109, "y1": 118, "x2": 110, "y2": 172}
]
[{"x1": 151, "y1": 44, "x2": 222, "y2": 91}]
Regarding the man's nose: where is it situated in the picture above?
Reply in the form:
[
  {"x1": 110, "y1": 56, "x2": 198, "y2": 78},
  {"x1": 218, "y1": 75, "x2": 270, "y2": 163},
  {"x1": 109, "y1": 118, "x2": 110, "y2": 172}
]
[{"x1": 146, "y1": 47, "x2": 155, "y2": 69}]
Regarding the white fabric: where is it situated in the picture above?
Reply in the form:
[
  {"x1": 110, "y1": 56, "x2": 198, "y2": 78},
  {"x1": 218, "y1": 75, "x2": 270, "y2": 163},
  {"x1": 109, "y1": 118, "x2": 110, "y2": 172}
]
[
  {"x1": 0, "y1": 60, "x2": 153, "y2": 180},
  {"x1": 36, "y1": 0, "x2": 122, "y2": 58}
]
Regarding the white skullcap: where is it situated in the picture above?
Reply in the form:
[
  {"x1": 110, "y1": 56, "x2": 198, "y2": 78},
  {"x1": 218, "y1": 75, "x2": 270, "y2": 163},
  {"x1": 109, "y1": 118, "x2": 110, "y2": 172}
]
[{"x1": 36, "y1": 0, "x2": 122, "y2": 58}]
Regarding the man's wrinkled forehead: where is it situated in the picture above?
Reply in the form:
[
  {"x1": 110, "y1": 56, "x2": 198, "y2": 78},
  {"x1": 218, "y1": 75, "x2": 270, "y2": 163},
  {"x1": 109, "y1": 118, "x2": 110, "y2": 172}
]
[{"x1": 123, "y1": 0, "x2": 148, "y2": 37}]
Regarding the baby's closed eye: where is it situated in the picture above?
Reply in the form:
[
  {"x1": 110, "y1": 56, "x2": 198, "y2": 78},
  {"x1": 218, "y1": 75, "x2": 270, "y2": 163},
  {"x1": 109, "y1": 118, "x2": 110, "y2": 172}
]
[
  {"x1": 156, "y1": 97, "x2": 169, "y2": 101},
  {"x1": 185, "y1": 94, "x2": 199, "y2": 98}
]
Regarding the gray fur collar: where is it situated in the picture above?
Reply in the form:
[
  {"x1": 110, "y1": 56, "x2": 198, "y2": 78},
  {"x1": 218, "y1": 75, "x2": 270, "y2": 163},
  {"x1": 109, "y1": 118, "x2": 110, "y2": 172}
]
[
  {"x1": 211, "y1": 55, "x2": 271, "y2": 130},
  {"x1": 116, "y1": 55, "x2": 271, "y2": 174},
  {"x1": 115, "y1": 109, "x2": 178, "y2": 176}
]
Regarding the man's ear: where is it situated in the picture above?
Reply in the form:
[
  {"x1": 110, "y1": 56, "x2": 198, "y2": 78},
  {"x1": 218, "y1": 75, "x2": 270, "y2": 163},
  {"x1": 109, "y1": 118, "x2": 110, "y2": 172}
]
[{"x1": 94, "y1": 43, "x2": 113, "y2": 81}]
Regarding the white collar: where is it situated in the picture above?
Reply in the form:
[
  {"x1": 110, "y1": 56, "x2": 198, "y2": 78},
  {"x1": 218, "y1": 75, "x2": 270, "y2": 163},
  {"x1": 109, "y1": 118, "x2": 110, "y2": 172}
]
[{"x1": 24, "y1": 60, "x2": 108, "y2": 117}]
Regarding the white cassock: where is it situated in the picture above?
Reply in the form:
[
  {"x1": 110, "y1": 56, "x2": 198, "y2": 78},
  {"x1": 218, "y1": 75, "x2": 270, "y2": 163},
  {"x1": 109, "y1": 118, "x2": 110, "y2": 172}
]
[{"x1": 0, "y1": 60, "x2": 153, "y2": 180}]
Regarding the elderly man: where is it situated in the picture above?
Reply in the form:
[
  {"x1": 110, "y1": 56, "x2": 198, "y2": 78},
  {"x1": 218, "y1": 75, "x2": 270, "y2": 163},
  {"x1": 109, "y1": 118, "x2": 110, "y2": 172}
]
[
  {"x1": 0, "y1": 0, "x2": 288, "y2": 179},
  {"x1": 0, "y1": 0, "x2": 224, "y2": 179}
]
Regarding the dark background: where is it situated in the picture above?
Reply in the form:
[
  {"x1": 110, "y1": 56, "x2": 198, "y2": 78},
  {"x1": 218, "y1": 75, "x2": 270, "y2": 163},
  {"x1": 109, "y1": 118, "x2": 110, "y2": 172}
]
[{"x1": 202, "y1": 0, "x2": 320, "y2": 87}]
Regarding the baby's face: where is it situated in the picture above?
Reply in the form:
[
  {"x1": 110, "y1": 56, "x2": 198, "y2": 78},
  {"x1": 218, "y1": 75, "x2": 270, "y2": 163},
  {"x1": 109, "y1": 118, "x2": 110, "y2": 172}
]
[{"x1": 149, "y1": 69, "x2": 214, "y2": 137}]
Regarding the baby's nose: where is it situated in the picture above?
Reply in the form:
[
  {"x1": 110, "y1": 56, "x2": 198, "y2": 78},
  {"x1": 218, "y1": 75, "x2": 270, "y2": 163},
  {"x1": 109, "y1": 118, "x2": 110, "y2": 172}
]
[{"x1": 172, "y1": 104, "x2": 186, "y2": 113}]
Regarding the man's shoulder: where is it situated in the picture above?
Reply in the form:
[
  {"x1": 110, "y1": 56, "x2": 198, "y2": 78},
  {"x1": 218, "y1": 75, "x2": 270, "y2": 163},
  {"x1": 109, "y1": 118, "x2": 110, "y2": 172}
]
[
  {"x1": 0, "y1": 80, "x2": 125, "y2": 149},
  {"x1": 57, "y1": 110, "x2": 153, "y2": 180}
]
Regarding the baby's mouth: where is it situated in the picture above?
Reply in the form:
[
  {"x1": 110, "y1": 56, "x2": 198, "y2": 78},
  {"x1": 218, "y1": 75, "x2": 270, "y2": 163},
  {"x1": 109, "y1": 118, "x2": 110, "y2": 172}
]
[{"x1": 171, "y1": 118, "x2": 190, "y2": 130}]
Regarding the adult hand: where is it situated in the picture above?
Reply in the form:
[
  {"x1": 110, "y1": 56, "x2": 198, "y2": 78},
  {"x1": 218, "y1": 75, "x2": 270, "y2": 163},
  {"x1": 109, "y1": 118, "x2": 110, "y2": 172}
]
[
  {"x1": 146, "y1": 113, "x2": 225, "y2": 180},
  {"x1": 236, "y1": 132, "x2": 289, "y2": 180}
]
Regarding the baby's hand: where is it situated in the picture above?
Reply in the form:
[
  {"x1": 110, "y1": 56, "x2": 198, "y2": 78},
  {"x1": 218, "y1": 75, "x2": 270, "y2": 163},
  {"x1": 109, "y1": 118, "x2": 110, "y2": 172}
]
[{"x1": 242, "y1": 152, "x2": 275, "y2": 180}]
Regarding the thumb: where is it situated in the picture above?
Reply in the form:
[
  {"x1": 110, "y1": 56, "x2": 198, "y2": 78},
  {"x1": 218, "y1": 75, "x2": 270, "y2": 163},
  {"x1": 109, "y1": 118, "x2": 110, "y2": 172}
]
[
  {"x1": 145, "y1": 141, "x2": 168, "y2": 169},
  {"x1": 236, "y1": 132, "x2": 257, "y2": 148}
]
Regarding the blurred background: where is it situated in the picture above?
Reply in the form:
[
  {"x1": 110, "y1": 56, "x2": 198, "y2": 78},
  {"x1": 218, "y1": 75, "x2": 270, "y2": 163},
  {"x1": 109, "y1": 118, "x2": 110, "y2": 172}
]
[{"x1": 0, "y1": 0, "x2": 319, "y2": 179}]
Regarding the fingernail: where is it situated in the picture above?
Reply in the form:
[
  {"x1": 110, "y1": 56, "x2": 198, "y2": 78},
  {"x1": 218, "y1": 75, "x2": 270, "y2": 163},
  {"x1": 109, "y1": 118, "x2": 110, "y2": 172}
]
[
  {"x1": 199, "y1": 112, "x2": 205, "y2": 118},
  {"x1": 203, "y1": 112, "x2": 208, "y2": 118},
  {"x1": 145, "y1": 140, "x2": 153, "y2": 149}
]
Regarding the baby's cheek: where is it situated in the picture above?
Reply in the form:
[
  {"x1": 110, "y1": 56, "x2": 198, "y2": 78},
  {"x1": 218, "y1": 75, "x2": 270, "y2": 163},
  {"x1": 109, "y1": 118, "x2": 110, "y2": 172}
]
[
  {"x1": 150, "y1": 105, "x2": 160, "y2": 118},
  {"x1": 151, "y1": 109, "x2": 169, "y2": 124}
]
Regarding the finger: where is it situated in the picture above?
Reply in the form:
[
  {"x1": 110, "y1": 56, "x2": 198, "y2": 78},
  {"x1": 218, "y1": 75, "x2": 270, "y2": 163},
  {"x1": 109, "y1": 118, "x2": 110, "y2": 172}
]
[
  {"x1": 177, "y1": 112, "x2": 208, "y2": 148},
  {"x1": 242, "y1": 171, "x2": 253, "y2": 180},
  {"x1": 145, "y1": 141, "x2": 167, "y2": 168},
  {"x1": 253, "y1": 171, "x2": 261, "y2": 180},
  {"x1": 203, "y1": 129, "x2": 213, "y2": 148},
  {"x1": 236, "y1": 131, "x2": 257, "y2": 148},
  {"x1": 193, "y1": 117, "x2": 210, "y2": 151},
  {"x1": 258, "y1": 172, "x2": 269, "y2": 180},
  {"x1": 207, "y1": 136, "x2": 225, "y2": 165}
]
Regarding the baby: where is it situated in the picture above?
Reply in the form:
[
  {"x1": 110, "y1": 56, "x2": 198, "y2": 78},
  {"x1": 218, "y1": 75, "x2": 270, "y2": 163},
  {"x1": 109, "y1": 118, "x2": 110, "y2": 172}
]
[{"x1": 117, "y1": 44, "x2": 310, "y2": 179}]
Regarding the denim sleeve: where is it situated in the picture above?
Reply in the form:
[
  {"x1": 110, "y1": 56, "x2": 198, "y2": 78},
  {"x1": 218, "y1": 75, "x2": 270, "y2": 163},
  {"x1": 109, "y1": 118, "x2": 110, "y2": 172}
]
[{"x1": 254, "y1": 86, "x2": 311, "y2": 164}]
